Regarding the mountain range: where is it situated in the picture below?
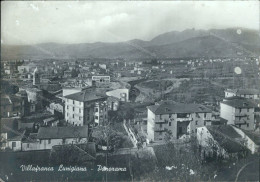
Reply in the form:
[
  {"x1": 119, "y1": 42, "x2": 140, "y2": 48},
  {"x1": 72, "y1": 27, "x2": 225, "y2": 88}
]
[{"x1": 1, "y1": 28, "x2": 260, "y2": 60}]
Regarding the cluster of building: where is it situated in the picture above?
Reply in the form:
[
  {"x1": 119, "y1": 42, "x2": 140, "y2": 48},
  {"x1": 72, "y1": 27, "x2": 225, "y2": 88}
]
[
  {"x1": 1, "y1": 58, "x2": 259, "y2": 162},
  {"x1": 1, "y1": 60, "x2": 131, "y2": 152},
  {"x1": 146, "y1": 88, "x2": 260, "y2": 158}
]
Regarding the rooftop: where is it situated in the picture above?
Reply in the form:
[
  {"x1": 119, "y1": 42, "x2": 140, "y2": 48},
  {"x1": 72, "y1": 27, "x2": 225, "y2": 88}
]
[
  {"x1": 1, "y1": 118, "x2": 24, "y2": 141},
  {"x1": 37, "y1": 126, "x2": 88, "y2": 139},
  {"x1": 241, "y1": 130, "x2": 260, "y2": 145},
  {"x1": 206, "y1": 125, "x2": 246, "y2": 153},
  {"x1": 64, "y1": 87, "x2": 106, "y2": 102},
  {"x1": 225, "y1": 89, "x2": 260, "y2": 95},
  {"x1": 147, "y1": 101, "x2": 212, "y2": 114},
  {"x1": 221, "y1": 98, "x2": 258, "y2": 108}
]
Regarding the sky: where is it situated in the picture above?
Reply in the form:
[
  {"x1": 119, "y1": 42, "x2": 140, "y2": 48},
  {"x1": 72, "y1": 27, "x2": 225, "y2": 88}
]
[{"x1": 1, "y1": 1, "x2": 259, "y2": 45}]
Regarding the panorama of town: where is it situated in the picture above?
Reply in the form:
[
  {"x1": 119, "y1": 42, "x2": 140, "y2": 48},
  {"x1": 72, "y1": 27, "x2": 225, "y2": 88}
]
[{"x1": 1, "y1": 56, "x2": 260, "y2": 181}]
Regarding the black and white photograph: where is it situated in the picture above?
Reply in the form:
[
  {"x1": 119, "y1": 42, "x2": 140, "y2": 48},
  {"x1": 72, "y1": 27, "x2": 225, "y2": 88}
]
[{"x1": 0, "y1": 1, "x2": 260, "y2": 181}]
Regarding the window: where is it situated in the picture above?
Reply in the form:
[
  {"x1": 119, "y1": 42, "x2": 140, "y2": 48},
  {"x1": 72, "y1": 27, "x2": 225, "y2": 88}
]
[
  {"x1": 204, "y1": 113, "x2": 207, "y2": 118},
  {"x1": 95, "y1": 116, "x2": 99, "y2": 119},
  {"x1": 195, "y1": 129, "x2": 197, "y2": 133},
  {"x1": 239, "y1": 108, "x2": 242, "y2": 113},
  {"x1": 196, "y1": 121, "x2": 198, "y2": 125},
  {"x1": 73, "y1": 100, "x2": 75, "y2": 104},
  {"x1": 247, "y1": 123, "x2": 249, "y2": 127},
  {"x1": 79, "y1": 116, "x2": 81, "y2": 120},
  {"x1": 73, "y1": 107, "x2": 75, "y2": 111},
  {"x1": 27, "y1": 143, "x2": 29, "y2": 148},
  {"x1": 95, "y1": 108, "x2": 98, "y2": 112},
  {"x1": 169, "y1": 114, "x2": 172, "y2": 118},
  {"x1": 62, "y1": 139, "x2": 66, "y2": 144},
  {"x1": 73, "y1": 114, "x2": 74, "y2": 118},
  {"x1": 79, "y1": 109, "x2": 81, "y2": 113},
  {"x1": 67, "y1": 113, "x2": 68, "y2": 116},
  {"x1": 40, "y1": 140, "x2": 42, "y2": 144},
  {"x1": 239, "y1": 124, "x2": 241, "y2": 128},
  {"x1": 160, "y1": 124, "x2": 162, "y2": 128},
  {"x1": 204, "y1": 121, "x2": 206, "y2": 125},
  {"x1": 247, "y1": 108, "x2": 249, "y2": 112},
  {"x1": 169, "y1": 122, "x2": 171, "y2": 126},
  {"x1": 12, "y1": 142, "x2": 16, "y2": 148},
  {"x1": 160, "y1": 115, "x2": 162, "y2": 119},
  {"x1": 67, "y1": 106, "x2": 69, "y2": 109},
  {"x1": 48, "y1": 139, "x2": 51, "y2": 144}
]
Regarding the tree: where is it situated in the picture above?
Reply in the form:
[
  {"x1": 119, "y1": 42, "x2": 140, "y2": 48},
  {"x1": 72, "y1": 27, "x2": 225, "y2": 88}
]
[
  {"x1": 151, "y1": 58, "x2": 159, "y2": 65},
  {"x1": 94, "y1": 125, "x2": 122, "y2": 151},
  {"x1": 71, "y1": 69, "x2": 78, "y2": 78}
]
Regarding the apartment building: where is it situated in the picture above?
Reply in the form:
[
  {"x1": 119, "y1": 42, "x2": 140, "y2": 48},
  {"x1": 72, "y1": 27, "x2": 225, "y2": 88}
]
[
  {"x1": 64, "y1": 87, "x2": 108, "y2": 126},
  {"x1": 147, "y1": 101, "x2": 213, "y2": 142},
  {"x1": 220, "y1": 97, "x2": 258, "y2": 130}
]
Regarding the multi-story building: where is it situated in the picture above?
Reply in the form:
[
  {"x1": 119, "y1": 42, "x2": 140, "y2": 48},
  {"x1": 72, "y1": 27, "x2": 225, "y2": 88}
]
[
  {"x1": 147, "y1": 101, "x2": 213, "y2": 142},
  {"x1": 224, "y1": 89, "x2": 260, "y2": 100},
  {"x1": 64, "y1": 87, "x2": 108, "y2": 126},
  {"x1": 220, "y1": 97, "x2": 258, "y2": 130}
]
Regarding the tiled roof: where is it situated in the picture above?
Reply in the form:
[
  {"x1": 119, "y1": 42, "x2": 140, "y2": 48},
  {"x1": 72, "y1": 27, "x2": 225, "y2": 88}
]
[
  {"x1": 64, "y1": 87, "x2": 106, "y2": 102},
  {"x1": 147, "y1": 101, "x2": 211, "y2": 115},
  {"x1": 241, "y1": 130, "x2": 260, "y2": 145},
  {"x1": 221, "y1": 98, "x2": 258, "y2": 108},
  {"x1": 206, "y1": 125, "x2": 246, "y2": 153},
  {"x1": 1, "y1": 118, "x2": 19, "y2": 136},
  {"x1": 1, "y1": 118, "x2": 24, "y2": 141},
  {"x1": 37, "y1": 126, "x2": 88, "y2": 139}
]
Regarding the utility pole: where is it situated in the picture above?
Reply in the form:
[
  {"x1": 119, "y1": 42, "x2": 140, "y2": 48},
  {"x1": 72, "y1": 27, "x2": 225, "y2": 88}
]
[{"x1": 128, "y1": 148, "x2": 134, "y2": 182}]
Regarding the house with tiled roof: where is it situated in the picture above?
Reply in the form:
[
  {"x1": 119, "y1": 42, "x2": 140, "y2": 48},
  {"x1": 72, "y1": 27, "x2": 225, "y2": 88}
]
[
  {"x1": 231, "y1": 125, "x2": 260, "y2": 154},
  {"x1": 64, "y1": 87, "x2": 108, "y2": 126},
  {"x1": 197, "y1": 125, "x2": 248, "y2": 159},
  {"x1": 1, "y1": 118, "x2": 25, "y2": 151},
  {"x1": 147, "y1": 101, "x2": 214, "y2": 142},
  {"x1": 220, "y1": 97, "x2": 258, "y2": 131},
  {"x1": 22, "y1": 126, "x2": 89, "y2": 151},
  {"x1": 225, "y1": 88, "x2": 260, "y2": 100}
]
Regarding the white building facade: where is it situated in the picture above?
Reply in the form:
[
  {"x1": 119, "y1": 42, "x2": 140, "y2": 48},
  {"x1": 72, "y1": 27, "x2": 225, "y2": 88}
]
[
  {"x1": 147, "y1": 101, "x2": 213, "y2": 142},
  {"x1": 220, "y1": 98, "x2": 257, "y2": 131}
]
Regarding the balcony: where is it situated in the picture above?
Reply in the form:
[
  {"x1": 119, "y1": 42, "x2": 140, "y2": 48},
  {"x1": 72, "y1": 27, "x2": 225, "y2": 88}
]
[
  {"x1": 235, "y1": 113, "x2": 248, "y2": 117},
  {"x1": 234, "y1": 118, "x2": 247, "y2": 124},
  {"x1": 154, "y1": 128, "x2": 167, "y2": 132},
  {"x1": 203, "y1": 116, "x2": 212, "y2": 121},
  {"x1": 155, "y1": 119, "x2": 169, "y2": 124},
  {"x1": 176, "y1": 117, "x2": 193, "y2": 122}
]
